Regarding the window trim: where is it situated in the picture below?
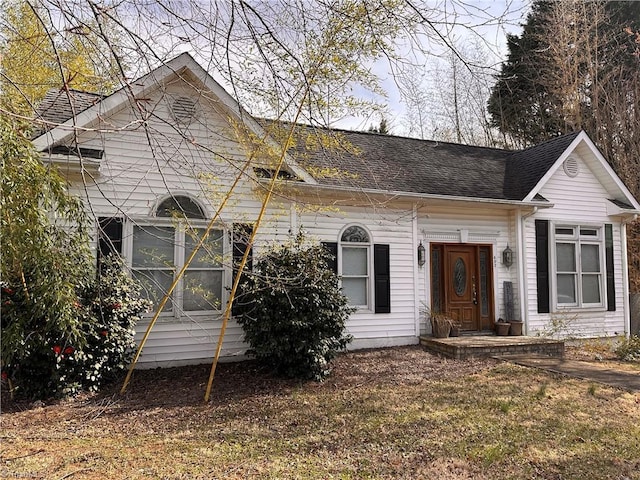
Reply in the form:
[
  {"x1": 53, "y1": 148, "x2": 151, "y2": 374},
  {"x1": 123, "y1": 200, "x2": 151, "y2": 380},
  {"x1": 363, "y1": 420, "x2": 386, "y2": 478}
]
[
  {"x1": 124, "y1": 217, "x2": 229, "y2": 319},
  {"x1": 550, "y1": 223, "x2": 606, "y2": 310},
  {"x1": 338, "y1": 224, "x2": 373, "y2": 310}
]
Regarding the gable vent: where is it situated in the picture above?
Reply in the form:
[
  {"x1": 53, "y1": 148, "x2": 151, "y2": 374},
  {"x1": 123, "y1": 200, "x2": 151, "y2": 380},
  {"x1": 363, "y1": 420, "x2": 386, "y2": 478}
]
[
  {"x1": 171, "y1": 96, "x2": 197, "y2": 124},
  {"x1": 563, "y1": 155, "x2": 579, "y2": 178}
]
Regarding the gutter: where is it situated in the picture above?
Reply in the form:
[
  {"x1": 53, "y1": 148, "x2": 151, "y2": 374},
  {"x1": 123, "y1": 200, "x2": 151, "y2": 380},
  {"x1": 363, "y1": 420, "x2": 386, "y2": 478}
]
[
  {"x1": 41, "y1": 152, "x2": 101, "y2": 176},
  {"x1": 274, "y1": 180, "x2": 555, "y2": 209}
]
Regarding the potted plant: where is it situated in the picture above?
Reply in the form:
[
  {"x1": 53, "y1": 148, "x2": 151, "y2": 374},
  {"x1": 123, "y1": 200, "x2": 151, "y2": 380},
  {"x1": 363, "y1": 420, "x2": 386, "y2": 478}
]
[
  {"x1": 495, "y1": 318, "x2": 510, "y2": 336},
  {"x1": 509, "y1": 319, "x2": 524, "y2": 336},
  {"x1": 430, "y1": 312, "x2": 454, "y2": 338}
]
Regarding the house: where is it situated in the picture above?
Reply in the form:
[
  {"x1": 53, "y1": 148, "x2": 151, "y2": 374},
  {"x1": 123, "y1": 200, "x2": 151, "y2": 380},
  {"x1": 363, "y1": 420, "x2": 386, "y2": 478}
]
[{"x1": 32, "y1": 53, "x2": 640, "y2": 367}]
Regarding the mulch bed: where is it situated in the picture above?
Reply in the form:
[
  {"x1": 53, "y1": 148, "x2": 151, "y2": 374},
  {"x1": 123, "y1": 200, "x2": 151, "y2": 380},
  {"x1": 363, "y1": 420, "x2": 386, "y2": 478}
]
[
  {"x1": 1, "y1": 342, "x2": 633, "y2": 415},
  {"x1": 1, "y1": 345, "x2": 494, "y2": 414}
]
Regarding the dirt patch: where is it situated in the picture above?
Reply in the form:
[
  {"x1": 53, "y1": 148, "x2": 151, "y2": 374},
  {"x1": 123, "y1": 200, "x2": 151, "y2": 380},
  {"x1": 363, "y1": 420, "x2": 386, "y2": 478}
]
[{"x1": 564, "y1": 342, "x2": 640, "y2": 374}]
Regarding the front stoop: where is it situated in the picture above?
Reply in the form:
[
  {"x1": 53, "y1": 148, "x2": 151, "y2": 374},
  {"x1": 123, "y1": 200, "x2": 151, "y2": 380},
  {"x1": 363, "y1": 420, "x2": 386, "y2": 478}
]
[{"x1": 419, "y1": 335, "x2": 565, "y2": 360}]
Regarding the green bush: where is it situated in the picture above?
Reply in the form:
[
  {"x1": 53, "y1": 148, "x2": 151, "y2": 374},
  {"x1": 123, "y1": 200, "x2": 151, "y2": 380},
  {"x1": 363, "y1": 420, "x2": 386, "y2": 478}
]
[
  {"x1": 235, "y1": 233, "x2": 354, "y2": 381},
  {"x1": 614, "y1": 335, "x2": 640, "y2": 362},
  {"x1": 1, "y1": 256, "x2": 150, "y2": 399}
]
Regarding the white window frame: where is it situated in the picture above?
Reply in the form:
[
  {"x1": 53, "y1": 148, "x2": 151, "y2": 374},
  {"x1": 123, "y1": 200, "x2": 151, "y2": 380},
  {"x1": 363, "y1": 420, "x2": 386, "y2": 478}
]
[
  {"x1": 551, "y1": 224, "x2": 605, "y2": 310},
  {"x1": 338, "y1": 224, "x2": 373, "y2": 310},
  {"x1": 124, "y1": 218, "x2": 229, "y2": 319}
]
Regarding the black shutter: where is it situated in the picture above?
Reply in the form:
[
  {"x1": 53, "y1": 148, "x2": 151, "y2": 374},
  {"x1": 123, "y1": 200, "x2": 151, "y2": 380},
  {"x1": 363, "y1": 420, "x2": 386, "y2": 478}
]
[
  {"x1": 374, "y1": 244, "x2": 390, "y2": 314},
  {"x1": 97, "y1": 217, "x2": 123, "y2": 269},
  {"x1": 605, "y1": 223, "x2": 615, "y2": 311},
  {"x1": 232, "y1": 224, "x2": 254, "y2": 316},
  {"x1": 535, "y1": 220, "x2": 550, "y2": 313},
  {"x1": 321, "y1": 242, "x2": 338, "y2": 274}
]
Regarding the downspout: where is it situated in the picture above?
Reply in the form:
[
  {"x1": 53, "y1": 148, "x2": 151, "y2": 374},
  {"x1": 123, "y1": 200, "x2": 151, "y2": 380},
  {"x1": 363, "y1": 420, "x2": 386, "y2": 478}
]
[
  {"x1": 412, "y1": 203, "x2": 420, "y2": 338},
  {"x1": 517, "y1": 207, "x2": 538, "y2": 335},
  {"x1": 621, "y1": 213, "x2": 638, "y2": 338}
]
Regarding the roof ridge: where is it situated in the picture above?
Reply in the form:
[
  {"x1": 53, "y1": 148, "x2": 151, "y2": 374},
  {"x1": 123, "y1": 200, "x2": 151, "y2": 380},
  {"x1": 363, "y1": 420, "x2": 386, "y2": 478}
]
[
  {"x1": 513, "y1": 130, "x2": 581, "y2": 154},
  {"x1": 257, "y1": 117, "x2": 512, "y2": 153}
]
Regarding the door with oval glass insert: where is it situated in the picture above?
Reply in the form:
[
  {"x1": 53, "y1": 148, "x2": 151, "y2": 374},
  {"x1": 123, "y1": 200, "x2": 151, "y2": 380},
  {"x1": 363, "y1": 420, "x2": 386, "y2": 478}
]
[{"x1": 432, "y1": 244, "x2": 494, "y2": 332}]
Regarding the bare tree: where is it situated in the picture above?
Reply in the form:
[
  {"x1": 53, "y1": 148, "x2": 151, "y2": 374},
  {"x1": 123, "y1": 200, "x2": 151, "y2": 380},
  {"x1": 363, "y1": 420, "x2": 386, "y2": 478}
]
[{"x1": 398, "y1": 37, "x2": 502, "y2": 146}]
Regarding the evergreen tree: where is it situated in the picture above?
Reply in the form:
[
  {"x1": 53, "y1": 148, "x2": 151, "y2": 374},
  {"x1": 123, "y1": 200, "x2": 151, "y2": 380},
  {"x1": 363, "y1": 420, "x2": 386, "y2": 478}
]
[
  {"x1": 368, "y1": 117, "x2": 390, "y2": 134},
  {"x1": 487, "y1": 1, "x2": 564, "y2": 147},
  {"x1": 488, "y1": 1, "x2": 640, "y2": 151}
]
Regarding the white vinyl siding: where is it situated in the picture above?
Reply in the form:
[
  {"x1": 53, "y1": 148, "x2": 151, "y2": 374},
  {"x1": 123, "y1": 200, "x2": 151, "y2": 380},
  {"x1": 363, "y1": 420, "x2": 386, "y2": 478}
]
[
  {"x1": 525, "y1": 151, "x2": 627, "y2": 337},
  {"x1": 65, "y1": 82, "x2": 287, "y2": 366},
  {"x1": 299, "y1": 205, "x2": 417, "y2": 344},
  {"x1": 59, "y1": 65, "x2": 634, "y2": 366}
]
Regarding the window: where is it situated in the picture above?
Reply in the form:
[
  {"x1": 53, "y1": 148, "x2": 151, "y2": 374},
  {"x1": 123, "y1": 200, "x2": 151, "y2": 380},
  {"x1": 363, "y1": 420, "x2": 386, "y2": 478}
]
[
  {"x1": 339, "y1": 225, "x2": 371, "y2": 307},
  {"x1": 322, "y1": 228, "x2": 390, "y2": 313},
  {"x1": 129, "y1": 195, "x2": 226, "y2": 315},
  {"x1": 553, "y1": 225, "x2": 604, "y2": 307}
]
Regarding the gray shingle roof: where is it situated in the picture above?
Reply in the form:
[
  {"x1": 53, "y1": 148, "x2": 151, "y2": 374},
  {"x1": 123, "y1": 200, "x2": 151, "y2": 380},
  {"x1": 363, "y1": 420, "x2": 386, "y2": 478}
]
[
  {"x1": 32, "y1": 89, "x2": 104, "y2": 137},
  {"x1": 35, "y1": 89, "x2": 580, "y2": 202},
  {"x1": 608, "y1": 198, "x2": 635, "y2": 209},
  {"x1": 277, "y1": 123, "x2": 580, "y2": 201},
  {"x1": 503, "y1": 132, "x2": 581, "y2": 200},
  {"x1": 286, "y1": 125, "x2": 512, "y2": 199}
]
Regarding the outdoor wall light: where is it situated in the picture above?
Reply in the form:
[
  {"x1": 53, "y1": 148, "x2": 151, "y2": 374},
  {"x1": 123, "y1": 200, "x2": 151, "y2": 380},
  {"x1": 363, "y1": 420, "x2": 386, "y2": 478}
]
[
  {"x1": 502, "y1": 245, "x2": 514, "y2": 268},
  {"x1": 417, "y1": 241, "x2": 426, "y2": 267}
]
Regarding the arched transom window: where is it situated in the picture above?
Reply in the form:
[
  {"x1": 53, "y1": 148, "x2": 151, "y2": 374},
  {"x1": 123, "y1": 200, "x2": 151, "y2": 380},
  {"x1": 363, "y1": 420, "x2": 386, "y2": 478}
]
[{"x1": 156, "y1": 195, "x2": 205, "y2": 219}]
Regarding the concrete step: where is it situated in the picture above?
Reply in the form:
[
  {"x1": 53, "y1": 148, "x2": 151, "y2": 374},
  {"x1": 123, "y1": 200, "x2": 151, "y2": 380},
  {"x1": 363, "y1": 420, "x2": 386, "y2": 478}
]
[{"x1": 419, "y1": 335, "x2": 564, "y2": 360}]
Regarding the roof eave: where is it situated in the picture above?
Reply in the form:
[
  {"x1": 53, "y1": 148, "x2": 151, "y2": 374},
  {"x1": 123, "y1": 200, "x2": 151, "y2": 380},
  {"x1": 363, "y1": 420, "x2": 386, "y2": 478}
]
[
  {"x1": 42, "y1": 153, "x2": 101, "y2": 175},
  {"x1": 32, "y1": 52, "x2": 317, "y2": 186},
  {"x1": 281, "y1": 181, "x2": 554, "y2": 209},
  {"x1": 606, "y1": 201, "x2": 640, "y2": 217}
]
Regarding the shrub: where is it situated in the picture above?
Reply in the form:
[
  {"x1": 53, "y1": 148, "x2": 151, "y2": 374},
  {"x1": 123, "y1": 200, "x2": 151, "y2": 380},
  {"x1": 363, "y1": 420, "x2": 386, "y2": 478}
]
[
  {"x1": 235, "y1": 233, "x2": 354, "y2": 380},
  {"x1": 614, "y1": 335, "x2": 640, "y2": 362},
  {"x1": 1, "y1": 256, "x2": 150, "y2": 399}
]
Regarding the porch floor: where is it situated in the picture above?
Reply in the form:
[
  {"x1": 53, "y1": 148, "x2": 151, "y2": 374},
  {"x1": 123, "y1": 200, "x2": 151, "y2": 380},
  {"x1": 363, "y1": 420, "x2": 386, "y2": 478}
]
[{"x1": 419, "y1": 334, "x2": 565, "y2": 360}]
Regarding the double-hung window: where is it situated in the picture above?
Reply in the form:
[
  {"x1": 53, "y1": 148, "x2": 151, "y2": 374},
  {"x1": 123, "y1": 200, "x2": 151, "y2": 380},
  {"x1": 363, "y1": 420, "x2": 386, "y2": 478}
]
[
  {"x1": 322, "y1": 225, "x2": 390, "y2": 314},
  {"x1": 554, "y1": 225, "x2": 604, "y2": 308},
  {"x1": 339, "y1": 225, "x2": 371, "y2": 308},
  {"x1": 130, "y1": 195, "x2": 225, "y2": 316}
]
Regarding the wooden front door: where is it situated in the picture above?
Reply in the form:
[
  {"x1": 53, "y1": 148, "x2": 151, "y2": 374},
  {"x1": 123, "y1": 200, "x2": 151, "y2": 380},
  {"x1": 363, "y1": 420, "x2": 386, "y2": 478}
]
[{"x1": 431, "y1": 244, "x2": 494, "y2": 332}]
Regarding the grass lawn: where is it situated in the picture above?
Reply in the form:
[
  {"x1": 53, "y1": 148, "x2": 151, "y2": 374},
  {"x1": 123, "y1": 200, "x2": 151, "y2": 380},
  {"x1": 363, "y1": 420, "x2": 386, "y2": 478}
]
[{"x1": 1, "y1": 345, "x2": 639, "y2": 479}]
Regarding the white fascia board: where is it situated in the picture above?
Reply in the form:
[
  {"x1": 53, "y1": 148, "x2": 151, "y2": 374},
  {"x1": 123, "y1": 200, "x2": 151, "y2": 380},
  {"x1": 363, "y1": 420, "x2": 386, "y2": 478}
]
[
  {"x1": 578, "y1": 133, "x2": 640, "y2": 210},
  {"x1": 606, "y1": 200, "x2": 640, "y2": 217},
  {"x1": 42, "y1": 153, "x2": 100, "y2": 175},
  {"x1": 524, "y1": 131, "x2": 640, "y2": 210},
  {"x1": 286, "y1": 181, "x2": 554, "y2": 210},
  {"x1": 32, "y1": 55, "x2": 194, "y2": 151}
]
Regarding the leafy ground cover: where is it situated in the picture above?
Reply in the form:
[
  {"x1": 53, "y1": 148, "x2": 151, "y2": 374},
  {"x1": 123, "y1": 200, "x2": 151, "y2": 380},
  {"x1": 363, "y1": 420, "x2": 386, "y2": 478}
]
[{"x1": 1, "y1": 345, "x2": 639, "y2": 479}]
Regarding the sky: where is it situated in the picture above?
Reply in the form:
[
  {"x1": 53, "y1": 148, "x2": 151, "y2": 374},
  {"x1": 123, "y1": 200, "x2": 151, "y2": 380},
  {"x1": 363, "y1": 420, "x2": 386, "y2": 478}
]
[
  {"x1": 38, "y1": 0, "x2": 532, "y2": 139},
  {"x1": 338, "y1": 0, "x2": 531, "y2": 135}
]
